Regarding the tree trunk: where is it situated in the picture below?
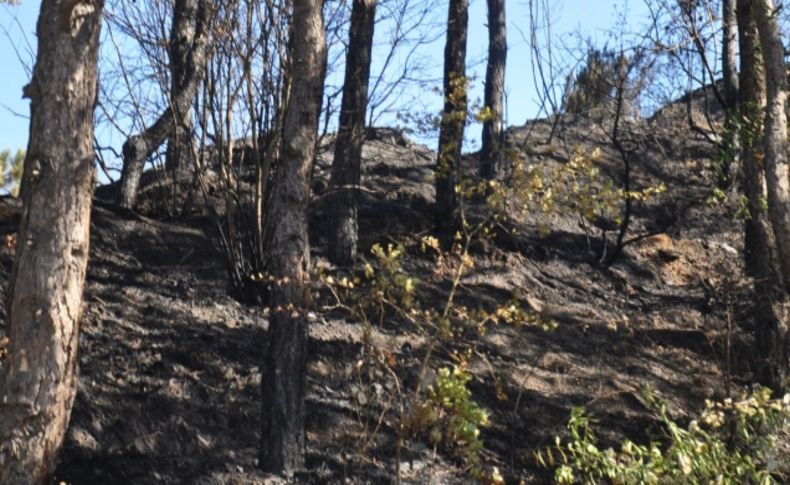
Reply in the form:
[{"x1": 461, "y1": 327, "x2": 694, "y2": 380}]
[
  {"x1": 717, "y1": 0, "x2": 740, "y2": 187},
  {"x1": 260, "y1": 0, "x2": 326, "y2": 476},
  {"x1": 722, "y1": 0, "x2": 739, "y2": 111},
  {"x1": 740, "y1": 0, "x2": 770, "y2": 278},
  {"x1": 0, "y1": 1, "x2": 103, "y2": 483},
  {"x1": 328, "y1": 0, "x2": 377, "y2": 266},
  {"x1": 117, "y1": 0, "x2": 210, "y2": 209},
  {"x1": 166, "y1": 0, "x2": 204, "y2": 176},
  {"x1": 754, "y1": 0, "x2": 790, "y2": 390},
  {"x1": 436, "y1": 0, "x2": 468, "y2": 240},
  {"x1": 756, "y1": 0, "x2": 790, "y2": 289},
  {"x1": 479, "y1": 0, "x2": 506, "y2": 180}
]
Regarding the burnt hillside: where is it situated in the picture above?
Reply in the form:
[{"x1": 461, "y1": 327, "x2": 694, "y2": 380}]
[{"x1": 0, "y1": 96, "x2": 777, "y2": 484}]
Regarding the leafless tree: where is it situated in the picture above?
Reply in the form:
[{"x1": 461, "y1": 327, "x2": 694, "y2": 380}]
[{"x1": 115, "y1": 0, "x2": 213, "y2": 209}]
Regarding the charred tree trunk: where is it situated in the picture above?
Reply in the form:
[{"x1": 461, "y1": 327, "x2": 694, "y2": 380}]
[
  {"x1": 0, "y1": 0, "x2": 103, "y2": 483},
  {"x1": 436, "y1": 0, "x2": 468, "y2": 241},
  {"x1": 756, "y1": 0, "x2": 790, "y2": 289},
  {"x1": 260, "y1": 0, "x2": 326, "y2": 475},
  {"x1": 327, "y1": 0, "x2": 377, "y2": 266},
  {"x1": 740, "y1": 0, "x2": 770, "y2": 277},
  {"x1": 117, "y1": 0, "x2": 210, "y2": 209},
  {"x1": 717, "y1": 0, "x2": 740, "y2": 187},
  {"x1": 479, "y1": 0, "x2": 506, "y2": 180},
  {"x1": 166, "y1": 0, "x2": 203, "y2": 175},
  {"x1": 754, "y1": 0, "x2": 790, "y2": 390}
]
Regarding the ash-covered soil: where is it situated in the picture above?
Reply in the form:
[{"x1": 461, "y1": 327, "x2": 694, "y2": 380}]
[{"x1": 0, "y1": 100, "x2": 764, "y2": 484}]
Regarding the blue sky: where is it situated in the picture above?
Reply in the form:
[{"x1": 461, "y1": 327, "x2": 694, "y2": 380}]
[{"x1": 0, "y1": 0, "x2": 648, "y2": 155}]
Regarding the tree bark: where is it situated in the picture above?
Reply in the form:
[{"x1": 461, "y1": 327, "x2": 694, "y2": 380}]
[
  {"x1": 436, "y1": 0, "x2": 468, "y2": 240},
  {"x1": 479, "y1": 0, "x2": 506, "y2": 180},
  {"x1": 754, "y1": 0, "x2": 790, "y2": 390},
  {"x1": 756, "y1": 0, "x2": 790, "y2": 290},
  {"x1": 0, "y1": 0, "x2": 103, "y2": 483},
  {"x1": 166, "y1": 0, "x2": 204, "y2": 175},
  {"x1": 260, "y1": 0, "x2": 326, "y2": 476},
  {"x1": 722, "y1": 0, "x2": 739, "y2": 111},
  {"x1": 117, "y1": 0, "x2": 210, "y2": 209},
  {"x1": 740, "y1": 0, "x2": 770, "y2": 278},
  {"x1": 328, "y1": 0, "x2": 377, "y2": 266}
]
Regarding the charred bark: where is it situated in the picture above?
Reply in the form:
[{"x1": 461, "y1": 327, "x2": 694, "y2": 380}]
[
  {"x1": 436, "y1": 0, "x2": 468, "y2": 241},
  {"x1": 260, "y1": 0, "x2": 326, "y2": 475},
  {"x1": 117, "y1": 0, "x2": 210, "y2": 209},
  {"x1": 328, "y1": 0, "x2": 377, "y2": 266},
  {"x1": 0, "y1": 0, "x2": 103, "y2": 482},
  {"x1": 479, "y1": 0, "x2": 506, "y2": 180},
  {"x1": 717, "y1": 0, "x2": 739, "y2": 187},
  {"x1": 739, "y1": 0, "x2": 770, "y2": 278},
  {"x1": 754, "y1": 0, "x2": 790, "y2": 390}
]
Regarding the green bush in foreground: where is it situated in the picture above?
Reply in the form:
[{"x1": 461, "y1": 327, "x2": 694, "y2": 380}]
[{"x1": 537, "y1": 387, "x2": 790, "y2": 484}]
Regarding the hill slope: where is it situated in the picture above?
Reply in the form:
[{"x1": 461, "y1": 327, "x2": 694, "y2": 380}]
[{"x1": 0, "y1": 102, "x2": 760, "y2": 483}]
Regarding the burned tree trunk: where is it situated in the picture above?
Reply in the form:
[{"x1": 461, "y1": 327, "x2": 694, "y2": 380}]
[
  {"x1": 436, "y1": 0, "x2": 468, "y2": 240},
  {"x1": 479, "y1": 0, "x2": 506, "y2": 180},
  {"x1": 166, "y1": 0, "x2": 204, "y2": 176},
  {"x1": 328, "y1": 0, "x2": 377, "y2": 266},
  {"x1": 740, "y1": 0, "x2": 770, "y2": 277},
  {"x1": 717, "y1": 0, "x2": 740, "y2": 187},
  {"x1": 754, "y1": 0, "x2": 790, "y2": 390},
  {"x1": 0, "y1": 0, "x2": 103, "y2": 483},
  {"x1": 260, "y1": 0, "x2": 326, "y2": 475},
  {"x1": 117, "y1": 0, "x2": 210, "y2": 209},
  {"x1": 756, "y1": 0, "x2": 790, "y2": 289}
]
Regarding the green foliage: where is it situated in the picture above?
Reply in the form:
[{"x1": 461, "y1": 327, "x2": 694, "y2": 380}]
[
  {"x1": 538, "y1": 387, "x2": 790, "y2": 484},
  {"x1": 564, "y1": 48, "x2": 631, "y2": 116},
  {"x1": 0, "y1": 149, "x2": 25, "y2": 196},
  {"x1": 483, "y1": 146, "x2": 664, "y2": 238},
  {"x1": 320, "y1": 220, "x2": 545, "y2": 483},
  {"x1": 423, "y1": 364, "x2": 491, "y2": 476}
]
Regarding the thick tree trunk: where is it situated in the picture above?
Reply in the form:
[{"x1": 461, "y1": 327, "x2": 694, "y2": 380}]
[
  {"x1": 436, "y1": 0, "x2": 468, "y2": 240},
  {"x1": 260, "y1": 0, "x2": 326, "y2": 476},
  {"x1": 722, "y1": 0, "x2": 739, "y2": 111},
  {"x1": 740, "y1": 0, "x2": 770, "y2": 278},
  {"x1": 328, "y1": 0, "x2": 377, "y2": 266},
  {"x1": 756, "y1": 0, "x2": 790, "y2": 290},
  {"x1": 754, "y1": 0, "x2": 790, "y2": 390},
  {"x1": 117, "y1": 0, "x2": 210, "y2": 209},
  {"x1": 479, "y1": 0, "x2": 506, "y2": 180},
  {"x1": 166, "y1": 0, "x2": 203, "y2": 175},
  {"x1": 0, "y1": 1, "x2": 103, "y2": 483}
]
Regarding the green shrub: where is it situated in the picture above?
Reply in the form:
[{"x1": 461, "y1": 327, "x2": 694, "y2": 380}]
[{"x1": 538, "y1": 387, "x2": 790, "y2": 484}]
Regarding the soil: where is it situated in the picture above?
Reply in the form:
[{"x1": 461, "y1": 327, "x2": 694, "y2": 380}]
[{"x1": 0, "y1": 97, "x2": 771, "y2": 484}]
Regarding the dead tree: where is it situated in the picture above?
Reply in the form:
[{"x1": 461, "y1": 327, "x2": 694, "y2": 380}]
[
  {"x1": 117, "y1": 0, "x2": 211, "y2": 209},
  {"x1": 479, "y1": 0, "x2": 506, "y2": 179},
  {"x1": 0, "y1": 0, "x2": 103, "y2": 482},
  {"x1": 328, "y1": 0, "x2": 377, "y2": 266},
  {"x1": 260, "y1": 0, "x2": 327, "y2": 475},
  {"x1": 436, "y1": 0, "x2": 468, "y2": 241}
]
